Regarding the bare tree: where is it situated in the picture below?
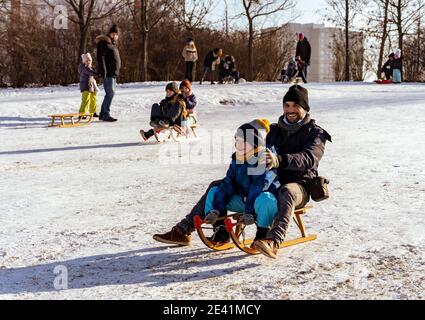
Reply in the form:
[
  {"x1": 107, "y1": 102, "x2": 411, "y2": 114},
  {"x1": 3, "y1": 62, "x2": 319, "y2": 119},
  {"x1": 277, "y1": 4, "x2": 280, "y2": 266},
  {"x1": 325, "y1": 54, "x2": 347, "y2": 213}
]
[
  {"x1": 325, "y1": 0, "x2": 365, "y2": 81},
  {"x1": 241, "y1": 0, "x2": 295, "y2": 81},
  {"x1": 366, "y1": 0, "x2": 391, "y2": 78},
  {"x1": 388, "y1": 0, "x2": 425, "y2": 80},
  {"x1": 44, "y1": 0, "x2": 126, "y2": 63},
  {"x1": 127, "y1": 0, "x2": 172, "y2": 82},
  {"x1": 175, "y1": 0, "x2": 214, "y2": 36}
]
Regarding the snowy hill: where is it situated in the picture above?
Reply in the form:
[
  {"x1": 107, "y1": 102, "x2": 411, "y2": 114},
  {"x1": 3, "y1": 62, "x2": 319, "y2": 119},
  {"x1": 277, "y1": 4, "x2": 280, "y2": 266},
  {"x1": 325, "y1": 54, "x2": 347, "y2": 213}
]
[{"x1": 0, "y1": 82, "x2": 424, "y2": 299}]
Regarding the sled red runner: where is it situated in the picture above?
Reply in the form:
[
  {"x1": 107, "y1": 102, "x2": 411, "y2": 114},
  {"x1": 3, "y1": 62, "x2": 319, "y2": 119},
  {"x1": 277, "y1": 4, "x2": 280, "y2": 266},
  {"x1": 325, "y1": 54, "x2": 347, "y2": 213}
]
[
  {"x1": 194, "y1": 206, "x2": 317, "y2": 255},
  {"x1": 48, "y1": 113, "x2": 93, "y2": 128}
]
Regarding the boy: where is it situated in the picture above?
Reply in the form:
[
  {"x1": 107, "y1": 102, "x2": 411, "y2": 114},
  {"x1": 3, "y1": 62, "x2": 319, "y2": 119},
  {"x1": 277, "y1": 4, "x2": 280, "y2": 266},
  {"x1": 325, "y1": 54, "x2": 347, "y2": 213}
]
[
  {"x1": 139, "y1": 82, "x2": 187, "y2": 141},
  {"x1": 202, "y1": 119, "x2": 281, "y2": 244}
]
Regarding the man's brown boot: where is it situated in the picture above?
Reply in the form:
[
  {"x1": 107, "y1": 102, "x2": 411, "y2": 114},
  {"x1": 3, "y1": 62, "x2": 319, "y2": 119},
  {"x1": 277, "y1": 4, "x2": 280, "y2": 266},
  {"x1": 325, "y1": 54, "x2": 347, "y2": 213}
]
[
  {"x1": 253, "y1": 238, "x2": 279, "y2": 259},
  {"x1": 153, "y1": 226, "x2": 192, "y2": 246}
]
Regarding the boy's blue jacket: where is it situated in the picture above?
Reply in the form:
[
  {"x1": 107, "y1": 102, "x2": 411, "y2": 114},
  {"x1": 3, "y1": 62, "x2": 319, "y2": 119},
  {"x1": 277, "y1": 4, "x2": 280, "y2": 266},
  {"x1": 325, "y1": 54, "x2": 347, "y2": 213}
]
[{"x1": 212, "y1": 152, "x2": 281, "y2": 215}]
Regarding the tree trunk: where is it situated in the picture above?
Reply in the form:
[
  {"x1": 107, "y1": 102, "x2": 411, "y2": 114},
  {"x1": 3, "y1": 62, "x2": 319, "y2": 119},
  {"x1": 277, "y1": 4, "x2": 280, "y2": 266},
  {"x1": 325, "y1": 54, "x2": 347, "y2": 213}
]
[
  {"x1": 140, "y1": 0, "x2": 149, "y2": 82},
  {"x1": 344, "y1": 0, "x2": 350, "y2": 81},
  {"x1": 248, "y1": 19, "x2": 254, "y2": 82},
  {"x1": 141, "y1": 30, "x2": 149, "y2": 81},
  {"x1": 377, "y1": 0, "x2": 390, "y2": 79},
  {"x1": 396, "y1": 0, "x2": 403, "y2": 81},
  {"x1": 79, "y1": 23, "x2": 89, "y2": 61}
]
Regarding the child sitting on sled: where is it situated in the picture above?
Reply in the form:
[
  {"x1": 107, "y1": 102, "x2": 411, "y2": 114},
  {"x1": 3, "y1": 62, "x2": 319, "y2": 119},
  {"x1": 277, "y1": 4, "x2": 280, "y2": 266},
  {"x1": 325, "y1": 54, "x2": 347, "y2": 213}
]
[
  {"x1": 179, "y1": 80, "x2": 198, "y2": 133},
  {"x1": 179, "y1": 80, "x2": 197, "y2": 115},
  {"x1": 203, "y1": 119, "x2": 281, "y2": 244},
  {"x1": 78, "y1": 53, "x2": 99, "y2": 118},
  {"x1": 140, "y1": 82, "x2": 187, "y2": 141}
]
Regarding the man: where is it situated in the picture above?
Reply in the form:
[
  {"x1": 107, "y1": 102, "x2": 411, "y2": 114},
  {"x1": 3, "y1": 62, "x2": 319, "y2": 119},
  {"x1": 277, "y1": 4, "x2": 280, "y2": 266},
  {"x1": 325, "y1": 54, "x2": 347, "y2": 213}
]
[
  {"x1": 295, "y1": 33, "x2": 311, "y2": 83},
  {"x1": 200, "y1": 48, "x2": 223, "y2": 85},
  {"x1": 153, "y1": 85, "x2": 331, "y2": 259},
  {"x1": 96, "y1": 24, "x2": 121, "y2": 122},
  {"x1": 253, "y1": 85, "x2": 331, "y2": 258}
]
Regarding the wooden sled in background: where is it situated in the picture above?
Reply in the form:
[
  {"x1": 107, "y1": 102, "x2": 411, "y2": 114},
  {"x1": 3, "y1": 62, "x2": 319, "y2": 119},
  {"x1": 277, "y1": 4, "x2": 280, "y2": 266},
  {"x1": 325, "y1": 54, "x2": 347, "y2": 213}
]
[
  {"x1": 194, "y1": 206, "x2": 316, "y2": 255},
  {"x1": 48, "y1": 113, "x2": 93, "y2": 128},
  {"x1": 374, "y1": 79, "x2": 393, "y2": 84}
]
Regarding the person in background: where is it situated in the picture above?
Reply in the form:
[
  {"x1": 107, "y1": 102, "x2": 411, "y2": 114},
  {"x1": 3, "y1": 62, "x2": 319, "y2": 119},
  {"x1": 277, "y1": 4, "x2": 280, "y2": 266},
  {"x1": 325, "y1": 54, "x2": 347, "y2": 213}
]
[
  {"x1": 381, "y1": 53, "x2": 395, "y2": 80},
  {"x1": 295, "y1": 33, "x2": 311, "y2": 82},
  {"x1": 391, "y1": 49, "x2": 403, "y2": 83},
  {"x1": 182, "y1": 38, "x2": 198, "y2": 82},
  {"x1": 200, "y1": 48, "x2": 223, "y2": 85},
  {"x1": 96, "y1": 24, "x2": 121, "y2": 122}
]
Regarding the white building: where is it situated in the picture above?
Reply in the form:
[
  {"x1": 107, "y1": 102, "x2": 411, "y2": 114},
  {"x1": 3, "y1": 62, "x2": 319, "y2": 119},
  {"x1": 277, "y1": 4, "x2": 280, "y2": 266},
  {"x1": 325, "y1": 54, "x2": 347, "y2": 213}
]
[{"x1": 282, "y1": 22, "x2": 364, "y2": 82}]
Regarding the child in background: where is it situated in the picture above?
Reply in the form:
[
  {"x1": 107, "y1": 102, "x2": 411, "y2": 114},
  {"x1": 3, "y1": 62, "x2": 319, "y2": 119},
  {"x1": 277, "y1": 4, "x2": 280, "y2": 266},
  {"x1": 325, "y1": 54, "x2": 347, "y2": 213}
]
[
  {"x1": 179, "y1": 80, "x2": 197, "y2": 115},
  {"x1": 78, "y1": 53, "x2": 99, "y2": 117}
]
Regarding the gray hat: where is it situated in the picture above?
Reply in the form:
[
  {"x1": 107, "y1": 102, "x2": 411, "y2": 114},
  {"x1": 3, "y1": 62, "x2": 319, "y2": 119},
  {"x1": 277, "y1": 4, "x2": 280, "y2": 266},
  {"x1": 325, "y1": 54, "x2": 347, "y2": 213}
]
[{"x1": 165, "y1": 82, "x2": 179, "y2": 94}]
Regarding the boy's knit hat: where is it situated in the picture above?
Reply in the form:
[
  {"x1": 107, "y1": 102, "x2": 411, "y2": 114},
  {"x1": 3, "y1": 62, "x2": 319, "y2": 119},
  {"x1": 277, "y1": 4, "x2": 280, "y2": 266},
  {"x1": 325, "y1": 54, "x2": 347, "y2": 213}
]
[
  {"x1": 166, "y1": 82, "x2": 179, "y2": 94},
  {"x1": 283, "y1": 85, "x2": 310, "y2": 112},
  {"x1": 179, "y1": 79, "x2": 191, "y2": 90},
  {"x1": 235, "y1": 119, "x2": 271, "y2": 148}
]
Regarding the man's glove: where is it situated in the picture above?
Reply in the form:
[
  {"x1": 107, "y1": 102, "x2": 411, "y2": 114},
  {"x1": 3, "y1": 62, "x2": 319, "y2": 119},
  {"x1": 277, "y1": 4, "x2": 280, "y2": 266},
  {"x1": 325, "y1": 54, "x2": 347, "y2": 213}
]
[
  {"x1": 204, "y1": 210, "x2": 220, "y2": 225},
  {"x1": 265, "y1": 149, "x2": 280, "y2": 170},
  {"x1": 239, "y1": 214, "x2": 256, "y2": 226}
]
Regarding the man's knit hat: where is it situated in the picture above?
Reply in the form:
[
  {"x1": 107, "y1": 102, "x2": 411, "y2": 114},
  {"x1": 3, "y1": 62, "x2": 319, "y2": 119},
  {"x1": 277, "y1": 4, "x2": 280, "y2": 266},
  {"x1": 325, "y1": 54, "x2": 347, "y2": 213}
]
[
  {"x1": 235, "y1": 119, "x2": 271, "y2": 148},
  {"x1": 166, "y1": 82, "x2": 179, "y2": 94},
  {"x1": 283, "y1": 85, "x2": 310, "y2": 112},
  {"x1": 109, "y1": 24, "x2": 119, "y2": 35}
]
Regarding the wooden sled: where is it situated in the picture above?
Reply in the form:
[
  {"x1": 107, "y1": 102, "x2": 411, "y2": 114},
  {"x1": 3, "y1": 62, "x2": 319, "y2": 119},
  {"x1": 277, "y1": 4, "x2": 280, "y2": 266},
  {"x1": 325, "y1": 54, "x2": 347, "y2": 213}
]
[
  {"x1": 48, "y1": 113, "x2": 93, "y2": 128},
  {"x1": 194, "y1": 206, "x2": 316, "y2": 255},
  {"x1": 154, "y1": 115, "x2": 199, "y2": 143}
]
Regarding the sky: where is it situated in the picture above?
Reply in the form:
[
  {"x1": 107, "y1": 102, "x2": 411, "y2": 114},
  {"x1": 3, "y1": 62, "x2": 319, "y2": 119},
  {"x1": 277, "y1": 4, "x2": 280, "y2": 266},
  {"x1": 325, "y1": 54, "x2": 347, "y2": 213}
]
[
  {"x1": 292, "y1": 0, "x2": 328, "y2": 24},
  {"x1": 213, "y1": 0, "x2": 330, "y2": 30}
]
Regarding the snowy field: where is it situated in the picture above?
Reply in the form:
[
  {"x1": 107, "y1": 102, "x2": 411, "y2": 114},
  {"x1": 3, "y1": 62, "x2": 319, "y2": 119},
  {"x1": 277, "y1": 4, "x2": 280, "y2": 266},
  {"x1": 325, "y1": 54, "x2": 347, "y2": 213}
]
[{"x1": 0, "y1": 81, "x2": 424, "y2": 300}]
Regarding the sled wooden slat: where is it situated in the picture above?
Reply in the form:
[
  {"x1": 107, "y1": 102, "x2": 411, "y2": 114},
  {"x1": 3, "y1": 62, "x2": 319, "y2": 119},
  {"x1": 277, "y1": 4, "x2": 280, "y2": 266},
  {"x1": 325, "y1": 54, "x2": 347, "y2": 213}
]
[
  {"x1": 224, "y1": 206, "x2": 316, "y2": 255},
  {"x1": 48, "y1": 113, "x2": 93, "y2": 128}
]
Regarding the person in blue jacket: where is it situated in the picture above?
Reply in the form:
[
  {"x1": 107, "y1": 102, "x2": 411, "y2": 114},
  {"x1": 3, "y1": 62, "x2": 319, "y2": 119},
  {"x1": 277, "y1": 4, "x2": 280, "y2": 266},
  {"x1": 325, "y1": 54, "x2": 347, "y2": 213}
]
[{"x1": 202, "y1": 119, "x2": 281, "y2": 243}]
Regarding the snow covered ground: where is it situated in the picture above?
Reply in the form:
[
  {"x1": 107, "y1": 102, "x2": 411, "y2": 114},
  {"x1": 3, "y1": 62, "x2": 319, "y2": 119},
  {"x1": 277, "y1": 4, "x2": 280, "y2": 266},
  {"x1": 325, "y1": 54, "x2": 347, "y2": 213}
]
[{"x1": 0, "y1": 81, "x2": 424, "y2": 300}]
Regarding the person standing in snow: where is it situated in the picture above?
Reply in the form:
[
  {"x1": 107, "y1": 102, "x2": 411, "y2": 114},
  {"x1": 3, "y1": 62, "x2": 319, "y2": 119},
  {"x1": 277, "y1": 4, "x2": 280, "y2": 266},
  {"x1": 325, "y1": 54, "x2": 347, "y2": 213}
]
[
  {"x1": 182, "y1": 38, "x2": 198, "y2": 82},
  {"x1": 96, "y1": 24, "x2": 121, "y2": 122},
  {"x1": 391, "y1": 49, "x2": 403, "y2": 83},
  {"x1": 295, "y1": 33, "x2": 311, "y2": 82},
  {"x1": 200, "y1": 48, "x2": 223, "y2": 85},
  {"x1": 153, "y1": 85, "x2": 332, "y2": 259},
  {"x1": 78, "y1": 53, "x2": 99, "y2": 118}
]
